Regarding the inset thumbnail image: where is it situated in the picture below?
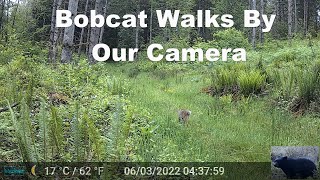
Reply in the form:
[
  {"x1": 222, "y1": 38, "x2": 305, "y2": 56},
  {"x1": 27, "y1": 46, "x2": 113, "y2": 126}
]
[{"x1": 271, "y1": 146, "x2": 319, "y2": 179}]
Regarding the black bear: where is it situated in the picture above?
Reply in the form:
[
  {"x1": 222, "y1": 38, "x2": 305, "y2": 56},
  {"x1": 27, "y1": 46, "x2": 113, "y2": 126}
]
[{"x1": 273, "y1": 156, "x2": 317, "y2": 179}]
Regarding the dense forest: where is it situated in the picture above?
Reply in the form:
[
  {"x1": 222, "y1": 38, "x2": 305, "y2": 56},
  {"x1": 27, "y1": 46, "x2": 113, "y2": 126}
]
[{"x1": 0, "y1": 0, "x2": 319, "y2": 167}]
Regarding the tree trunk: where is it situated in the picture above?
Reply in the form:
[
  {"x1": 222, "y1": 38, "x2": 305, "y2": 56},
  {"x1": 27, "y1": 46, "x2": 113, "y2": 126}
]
[
  {"x1": 4, "y1": 0, "x2": 9, "y2": 43},
  {"x1": 288, "y1": 0, "x2": 293, "y2": 39},
  {"x1": 0, "y1": 0, "x2": 4, "y2": 35},
  {"x1": 294, "y1": 0, "x2": 297, "y2": 33},
  {"x1": 88, "y1": 0, "x2": 104, "y2": 63},
  {"x1": 86, "y1": 25, "x2": 91, "y2": 55},
  {"x1": 11, "y1": 0, "x2": 19, "y2": 28},
  {"x1": 149, "y1": 2, "x2": 153, "y2": 44},
  {"x1": 251, "y1": 0, "x2": 256, "y2": 49},
  {"x1": 99, "y1": 0, "x2": 108, "y2": 43},
  {"x1": 259, "y1": 0, "x2": 264, "y2": 44},
  {"x1": 49, "y1": 0, "x2": 63, "y2": 63},
  {"x1": 78, "y1": 0, "x2": 90, "y2": 55},
  {"x1": 135, "y1": 10, "x2": 140, "y2": 60},
  {"x1": 135, "y1": 10, "x2": 140, "y2": 49},
  {"x1": 57, "y1": 0, "x2": 66, "y2": 46},
  {"x1": 61, "y1": 0, "x2": 79, "y2": 63},
  {"x1": 303, "y1": 0, "x2": 308, "y2": 36},
  {"x1": 276, "y1": 0, "x2": 280, "y2": 21},
  {"x1": 281, "y1": 0, "x2": 285, "y2": 21}
]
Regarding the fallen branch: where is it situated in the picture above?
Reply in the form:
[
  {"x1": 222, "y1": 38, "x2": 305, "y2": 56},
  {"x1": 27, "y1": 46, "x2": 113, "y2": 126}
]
[{"x1": 0, "y1": 103, "x2": 19, "y2": 113}]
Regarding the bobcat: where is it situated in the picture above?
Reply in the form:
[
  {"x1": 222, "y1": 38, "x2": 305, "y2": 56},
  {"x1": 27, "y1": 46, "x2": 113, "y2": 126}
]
[{"x1": 178, "y1": 110, "x2": 191, "y2": 124}]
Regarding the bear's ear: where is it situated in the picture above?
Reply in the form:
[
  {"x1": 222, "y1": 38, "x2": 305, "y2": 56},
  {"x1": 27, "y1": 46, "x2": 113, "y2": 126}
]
[{"x1": 283, "y1": 156, "x2": 287, "y2": 160}]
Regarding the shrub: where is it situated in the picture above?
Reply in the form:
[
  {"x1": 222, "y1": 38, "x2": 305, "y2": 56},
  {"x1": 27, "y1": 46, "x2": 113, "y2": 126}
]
[
  {"x1": 211, "y1": 28, "x2": 251, "y2": 50},
  {"x1": 194, "y1": 29, "x2": 249, "y2": 62}
]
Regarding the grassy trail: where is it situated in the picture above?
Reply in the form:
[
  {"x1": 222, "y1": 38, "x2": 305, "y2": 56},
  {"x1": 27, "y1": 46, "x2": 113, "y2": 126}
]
[
  {"x1": 121, "y1": 70, "x2": 272, "y2": 162},
  {"x1": 105, "y1": 62, "x2": 319, "y2": 162}
]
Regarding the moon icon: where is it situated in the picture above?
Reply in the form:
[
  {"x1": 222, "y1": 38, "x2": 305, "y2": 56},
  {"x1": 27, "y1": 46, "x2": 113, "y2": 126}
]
[{"x1": 31, "y1": 165, "x2": 37, "y2": 176}]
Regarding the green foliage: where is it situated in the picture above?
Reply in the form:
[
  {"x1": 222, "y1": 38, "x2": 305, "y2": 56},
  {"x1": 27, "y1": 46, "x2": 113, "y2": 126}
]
[
  {"x1": 238, "y1": 70, "x2": 266, "y2": 96},
  {"x1": 127, "y1": 66, "x2": 141, "y2": 78},
  {"x1": 142, "y1": 37, "x2": 189, "y2": 62},
  {"x1": 271, "y1": 22, "x2": 288, "y2": 39},
  {"x1": 7, "y1": 99, "x2": 38, "y2": 162},
  {"x1": 0, "y1": 44, "x2": 18, "y2": 64},
  {"x1": 83, "y1": 112, "x2": 106, "y2": 161},
  {"x1": 1, "y1": 0, "x2": 320, "y2": 163},
  {"x1": 272, "y1": 67, "x2": 296, "y2": 99},
  {"x1": 275, "y1": 50, "x2": 296, "y2": 62},
  {"x1": 107, "y1": 77, "x2": 129, "y2": 95},
  {"x1": 266, "y1": 47, "x2": 320, "y2": 113},
  {"x1": 296, "y1": 62, "x2": 320, "y2": 104},
  {"x1": 0, "y1": 47, "x2": 156, "y2": 162},
  {"x1": 162, "y1": 38, "x2": 189, "y2": 50},
  {"x1": 37, "y1": 98, "x2": 49, "y2": 161},
  {"x1": 213, "y1": 67, "x2": 238, "y2": 90},
  {"x1": 211, "y1": 28, "x2": 251, "y2": 50},
  {"x1": 193, "y1": 29, "x2": 250, "y2": 62},
  {"x1": 1, "y1": 38, "x2": 320, "y2": 163},
  {"x1": 213, "y1": 0, "x2": 248, "y2": 30},
  {"x1": 49, "y1": 106, "x2": 64, "y2": 157},
  {"x1": 211, "y1": 63, "x2": 265, "y2": 97},
  {"x1": 29, "y1": 0, "x2": 52, "y2": 41}
]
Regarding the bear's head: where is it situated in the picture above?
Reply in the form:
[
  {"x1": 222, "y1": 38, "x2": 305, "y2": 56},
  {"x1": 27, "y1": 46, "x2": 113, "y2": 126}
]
[{"x1": 273, "y1": 156, "x2": 288, "y2": 168}]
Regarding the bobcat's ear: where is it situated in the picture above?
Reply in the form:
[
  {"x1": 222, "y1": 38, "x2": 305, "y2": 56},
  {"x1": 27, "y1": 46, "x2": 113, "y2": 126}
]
[{"x1": 188, "y1": 111, "x2": 191, "y2": 115}]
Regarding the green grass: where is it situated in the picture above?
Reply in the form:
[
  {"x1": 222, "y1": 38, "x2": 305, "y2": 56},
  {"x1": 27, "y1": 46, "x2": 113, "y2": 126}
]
[
  {"x1": 1, "y1": 39, "x2": 319, "y2": 163},
  {"x1": 101, "y1": 60, "x2": 319, "y2": 162}
]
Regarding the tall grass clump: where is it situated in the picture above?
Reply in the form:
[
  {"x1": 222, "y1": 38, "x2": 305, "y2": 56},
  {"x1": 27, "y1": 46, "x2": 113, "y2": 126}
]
[
  {"x1": 298, "y1": 62, "x2": 320, "y2": 102},
  {"x1": 278, "y1": 67, "x2": 296, "y2": 99},
  {"x1": 213, "y1": 68, "x2": 238, "y2": 90},
  {"x1": 210, "y1": 64, "x2": 265, "y2": 97},
  {"x1": 273, "y1": 49, "x2": 297, "y2": 62},
  {"x1": 238, "y1": 70, "x2": 266, "y2": 96},
  {"x1": 289, "y1": 61, "x2": 320, "y2": 113},
  {"x1": 296, "y1": 71, "x2": 316, "y2": 103},
  {"x1": 107, "y1": 76, "x2": 129, "y2": 95}
]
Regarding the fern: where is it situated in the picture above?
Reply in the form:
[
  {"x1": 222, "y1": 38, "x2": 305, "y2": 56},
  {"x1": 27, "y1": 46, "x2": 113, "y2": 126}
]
[
  {"x1": 106, "y1": 98, "x2": 124, "y2": 161},
  {"x1": 21, "y1": 98, "x2": 39, "y2": 162},
  {"x1": 123, "y1": 106, "x2": 134, "y2": 141},
  {"x1": 49, "y1": 106, "x2": 64, "y2": 158},
  {"x1": 71, "y1": 102, "x2": 88, "y2": 161},
  {"x1": 83, "y1": 112, "x2": 106, "y2": 161},
  {"x1": 38, "y1": 98, "x2": 49, "y2": 161},
  {"x1": 238, "y1": 70, "x2": 266, "y2": 96},
  {"x1": 7, "y1": 99, "x2": 37, "y2": 162}
]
